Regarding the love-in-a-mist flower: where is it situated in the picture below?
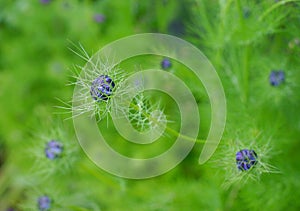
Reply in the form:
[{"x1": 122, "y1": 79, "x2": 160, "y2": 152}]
[
  {"x1": 94, "y1": 14, "x2": 105, "y2": 23},
  {"x1": 269, "y1": 70, "x2": 285, "y2": 86},
  {"x1": 236, "y1": 149, "x2": 258, "y2": 171},
  {"x1": 38, "y1": 196, "x2": 51, "y2": 211},
  {"x1": 90, "y1": 75, "x2": 115, "y2": 101},
  {"x1": 40, "y1": 0, "x2": 51, "y2": 4},
  {"x1": 161, "y1": 58, "x2": 172, "y2": 70},
  {"x1": 45, "y1": 140, "x2": 63, "y2": 160}
]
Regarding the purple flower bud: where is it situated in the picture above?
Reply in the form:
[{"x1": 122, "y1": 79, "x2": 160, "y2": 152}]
[
  {"x1": 38, "y1": 196, "x2": 51, "y2": 211},
  {"x1": 45, "y1": 140, "x2": 63, "y2": 160},
  {"x1": 40, "y1": 0, "x2": 51, "y2": 4},
  {"x1": 236, "y1": 149, "x2": 258, "y2": 171},
  {"x1": 269, "y1": 70, "x2": 285, "y2": 86},
  {"x1": 93, "y1": 14, "x2": 105, "y2": 23},
  {"x1": 161, "y1": 58, "x2": 172, "y2": 70},
  {"x1": 90, "y1": 75, "x2": 115, "y2": 101}
]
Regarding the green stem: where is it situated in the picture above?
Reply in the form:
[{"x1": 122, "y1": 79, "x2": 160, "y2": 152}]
[
  {"x1": 259, "y1": 0, "x2": 300, "y2": 21},
  {"x1": 80, "y1": 161, "x2": 120, "y2": 189},
  {"x1": 225, "y1": 184, "x2": 241, "y2": 211},
  {"x1": 236, "y1": 0, "x2": 244, "y2": 25},
  {"x1": 129, "y1": 102, "x2": 207, "y2": 144},
  {"x1": 235, "y1": 0, "x2": 250, "y2": 103},
  {"x1": 242, "y1": 45, "x2": 250, "y2": 103},
  {"x1": 0, "y1": 166, "x2": 24, "y2": 209}
]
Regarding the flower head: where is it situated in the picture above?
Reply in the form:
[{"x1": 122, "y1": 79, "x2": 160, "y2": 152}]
[
  {"x1": 161, "y1": 58, "x2": 172, "y2": 69},
  {"x1": 90, "y1": 75, "x2": 115, "y2": 101},
  {"x1": 45, "y1": 140, "x2": 63, "y2": 160},
  {"x1": 40, "y1": 0, "x2": 51, "y2": 4},
  {"x1": 236, "y1": 149, "x2": 258, "y2": 171},
  {"x1": 38, "y1": 196, "x2": 51, "y2": 211},
  {"x1": 269, "y1": 70, "x2": 285, "y2": 86},
  {"x1": 93, "y1": 14, "x2": 105, "y2": 23}
]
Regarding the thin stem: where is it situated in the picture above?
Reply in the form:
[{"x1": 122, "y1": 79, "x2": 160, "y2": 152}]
[
  {"x1": 80, "y1": 162, "x2": 120, "y2": 189},
  {"x1": 236, "y1": 0, "x2": 244, "y2": 26},
  {"x1": 214, "y1": 0, "x2": 234, "y2": 74},
  {"x1": 235, "y1": 0, "x2": 250, "y2": 103},
  {"x1": 259, "y1": 0, "x2": 300, "y2": 21},
  {"x1": 242, "y1": 45, "x2": 250, "y2": 103},
  {"x1": 225, "y1": 184, "x2": 241, "y2": 210},
  {"x1": 128, "y1": 101, "x2": 207, "y2": 144}
]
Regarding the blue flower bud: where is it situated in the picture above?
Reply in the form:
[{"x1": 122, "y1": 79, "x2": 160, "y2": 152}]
[
  {"x1": 45, "y1": 140, "x2": 63, "y2": 160},
  {"x1": 269, "y1": 70, "x2": 285, "y2": 86},
  {"x1": 38, "y1": 196, "x2": 51, "y2": 211},
  {"x1": 94, "y1": 14, "x2": 105, "y2": 23},
  {"x1": 161, "y1": 58, "x2": 172, "y2": 70},
  {"x1": 236, "y1": 149, "x2": 258, "y2": 171},
  {"x1": 40, "y1": 0, "x2": 51, "y2": 4},
  {"x1": 90, "y1": 75, "x2": 115, "y2": 101}
]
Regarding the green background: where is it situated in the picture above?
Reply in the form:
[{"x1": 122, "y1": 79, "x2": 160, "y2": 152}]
[{"x1": 0, "y1": 0, "x2": 300, "y2": 210}]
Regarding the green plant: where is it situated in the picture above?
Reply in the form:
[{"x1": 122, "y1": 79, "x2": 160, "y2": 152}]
[{"x1": 0, "y1": 0, "x2": 300, "y2": 210}]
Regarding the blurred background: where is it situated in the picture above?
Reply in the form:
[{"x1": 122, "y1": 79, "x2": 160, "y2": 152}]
[{"x1": 0, "y1": 0, "x2": 300, "y2": 210}]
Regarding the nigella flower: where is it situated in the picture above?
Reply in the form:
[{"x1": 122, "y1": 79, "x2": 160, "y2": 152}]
[
  {"x1": 269, "y1": 70, "x2": 285, "y2": 86},
  {"x1": 38, "y1": 196, "x2": 51, "y2": 211},
  {"x1": 40, "y1": 0, "x2": 51, "y2": 4},
  {"x1": 93, "y1": 14, "x2": 105, "y2": 23},
  {"x1": 161, "y1": 58, "x2": 172, "y2": 70},
  {"x1": 90, "y1": 75, "x2": 115, "y2": 101},
  {"x1": 70, "y1": 44, "x2": 126, "y2": 121},
  {"x1": 236, "y1": 149, "x2": 258, "y2": 171},
  {"x1": 45, "y1": 140, "x2": 63, "y2": 160}
]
